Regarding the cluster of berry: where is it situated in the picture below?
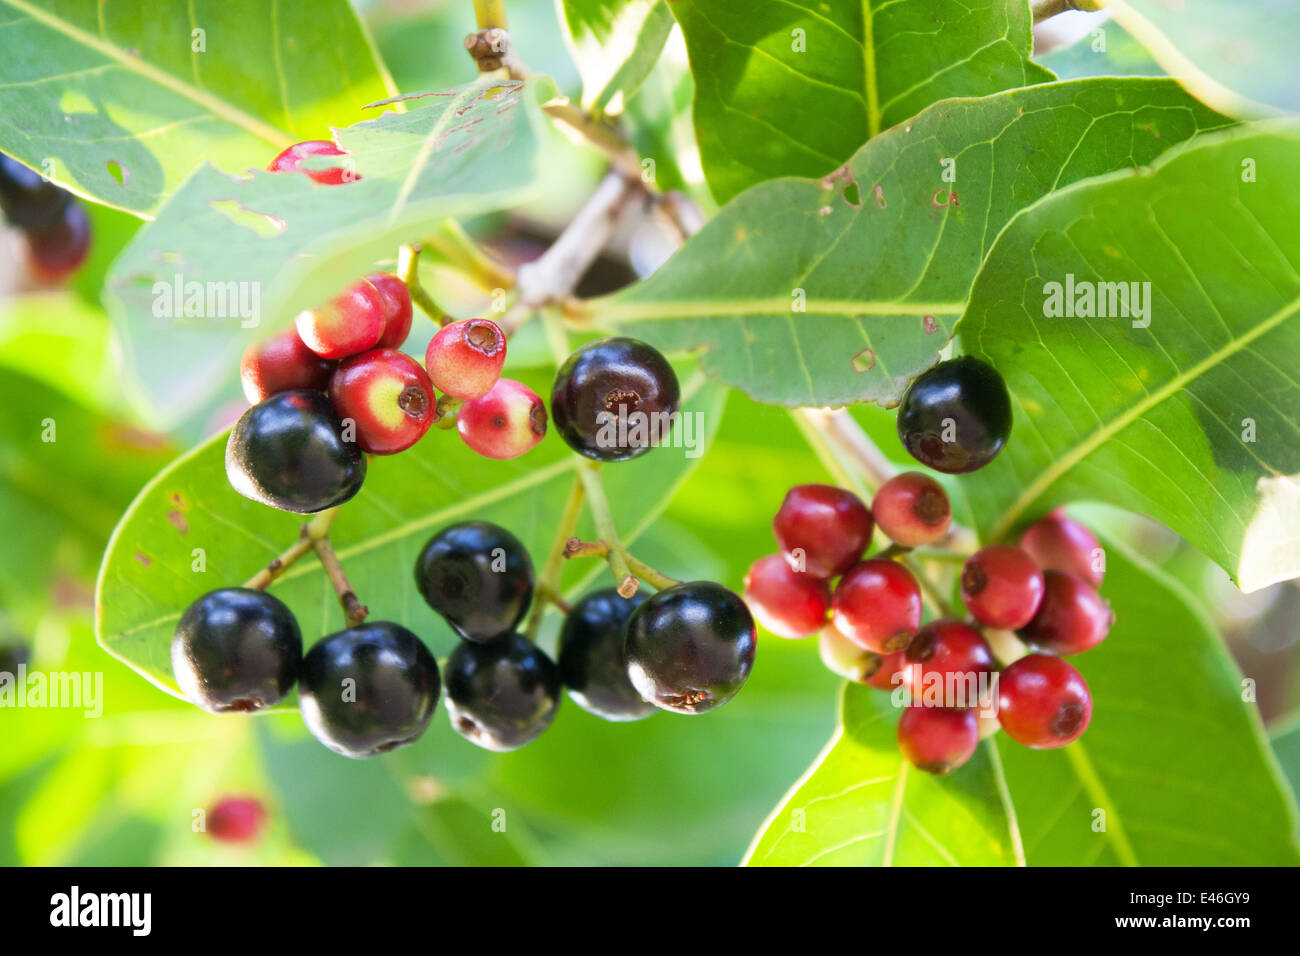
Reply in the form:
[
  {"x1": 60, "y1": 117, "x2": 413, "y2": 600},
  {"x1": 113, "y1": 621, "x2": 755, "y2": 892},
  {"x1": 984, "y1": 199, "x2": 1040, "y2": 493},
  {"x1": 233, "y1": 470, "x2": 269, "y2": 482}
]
[{"x1": 0, "y1": 154, "x2": 91, "y2": 283}]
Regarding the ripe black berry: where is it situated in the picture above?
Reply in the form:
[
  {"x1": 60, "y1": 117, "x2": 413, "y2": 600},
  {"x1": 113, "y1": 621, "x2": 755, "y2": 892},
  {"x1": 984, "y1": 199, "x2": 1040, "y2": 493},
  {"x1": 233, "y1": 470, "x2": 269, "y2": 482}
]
[
  {"x1": 445, "y1": 633, "x2": 561, "y2": 750},
  {"x1": 551, "y1": 337, "x2": 680, "y2": 461},
  {"x1": 298, "y1": 622, "x2": 440, "y2": 758},
  {"x1": 624, "y1": 582, "x2": 756, "y2": 715},
  {"x1": 557, "y1": 588, "x2": 654, "y2": 721},
  {"x1": 0, "y1": 153, "x2": 68, "y2": 230},
  {"x1": 24, "y1": 199, "x2": 91, "y2": 284},
  {"x1": 414, "y1": 521, "x2": 534, "y2": 642},
  {"x1": 171, "y1": 587, "x2": 302, "y2": 713},
  {"x1": 896, "y1": 355, "x2": 1011, "y2": 474},
  {"x1": 226, "y1": 389, "x2": 366, "y2": 514}
]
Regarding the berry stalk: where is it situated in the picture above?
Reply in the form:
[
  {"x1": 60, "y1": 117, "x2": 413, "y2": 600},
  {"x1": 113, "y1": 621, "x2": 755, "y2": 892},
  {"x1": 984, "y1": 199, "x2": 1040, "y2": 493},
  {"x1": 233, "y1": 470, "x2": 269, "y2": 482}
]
[
  {"x1": 243, "y1": 508, "x2": 338, "y2": 590},
  {"x1": 310, "y1": 534, "x2": 368, "y2": 626},
  {"x1": 473, "y1": 0, "x2": 508, "y2": 29},
  {"x1": 524, "y1": 474, "x2": 587, "y2": 639},
  {"x1": 575, "y1": 464, "x2": 638, "y2": 598},
  {"x1": 397, "y1": 243, "x2": 448, "y2": 326}
]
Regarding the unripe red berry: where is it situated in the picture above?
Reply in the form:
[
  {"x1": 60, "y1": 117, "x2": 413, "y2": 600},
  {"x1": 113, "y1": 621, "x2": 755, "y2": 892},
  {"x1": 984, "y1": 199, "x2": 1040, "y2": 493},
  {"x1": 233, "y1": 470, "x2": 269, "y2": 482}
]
[
  {"x1": 867, "y1": 650, "x2": 907, "y2": 690},
  {"x1": 207, "y1": 795, "x2": 267, "y2": 844},
  {"x1": 961, "y1": 545, "x2": 1044, "y2": 630},
  {"x1": 267, "y1": 140, "x2": 357, "y2": 185},
  {"x1": 897, "y1": 706, "x2": 979, "y2": 774},
  {"x1": 997, "y1": 653, "x2": 1092, "y2": 748},
  {"x1": 1020, "y1": 510, "x2": 1104, "y2": 587},
  {"x1": 367, "y1": 272, "x2": 414, "y2": 349},
  {"x1": 773, "y1": 484, "x2": 873, "y2": 579},
  {"x1": 296, "y1": 278, "x2": 386, "y2": 359},
  {"x1": 1018, "y1": 570, "x2": 1113, "y2": 655},
  {"x1": 329, "y1": 348, "x2": 435, "y2": 454},
  {"x1": 831, "y1": 559, "x2": 921, "y2": 653},
  {"x1": 456, "y1": 378, "x2": 547, "y2": 460},
  {"x1": 871, "y1": 471, "x2": 951, "y2": 547},
  {"x1": 24, "y1": 199, "x2": 91, "y2": 283},
  {"x1": 900, "y1": 620, "x2": 994, "y2": 707},
  {"x1": 744, "y1": 553, "x2": 830, "y2": 639},
  {"x1": 240, "y1": 327, "x2": 334, "y2": 404},
  {"x1": 818, "y1": 624, "x2": 904, "y2": 687},
  {"x1": 425, "y1": 319, "x2": 506, "y2": 399}
]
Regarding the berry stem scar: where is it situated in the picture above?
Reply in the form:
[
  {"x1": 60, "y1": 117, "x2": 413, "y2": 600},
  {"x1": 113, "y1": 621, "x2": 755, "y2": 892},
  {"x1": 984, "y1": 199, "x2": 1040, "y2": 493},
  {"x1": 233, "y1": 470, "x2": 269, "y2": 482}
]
[{"x1": 244, "y1": 507, "x2": 338, "y2": 590}]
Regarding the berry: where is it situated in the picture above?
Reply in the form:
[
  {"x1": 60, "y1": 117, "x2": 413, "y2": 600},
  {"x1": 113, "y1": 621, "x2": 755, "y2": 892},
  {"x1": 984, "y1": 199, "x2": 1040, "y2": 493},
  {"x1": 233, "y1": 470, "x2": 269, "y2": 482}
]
[
  {"x1": 997, "y1": 653, "x2": 1092, "y2": 748},
  {"x1": 818, "y1": 624, "x2": 887, "y2": 685},
  {"x1": 171, "y1": 588, "x2": 302, "y2": 713},
  {"x1": 226, "y1": 390, "x2": 367, "y2": 514},
  {"x1": 24, "y1": 199, "x2": 91, "y2": 283},
  {"x1": 445, "y1": 633, "x2": 561, "y2": 750},
  {"x1": 0, "y1": 642, "x2": 29, "y2": 675},
  {"x1": 0, "y1": 153, "x2": 68, "y2": 230},
  {"x1": 897, "y1": 706, "x2": 979, "y2": 774},
  {"x1": 557, "y1": 589, "x2": 655, "y2": 721},
  {"x1": 240, "y1": 327, "x2": 334, "y2": 404},
  {"x1": 831, "y1": 559, "x2": 922, "y2": 653},
  {"x1": 298, "y1": 622, "x2": 440, "y2": 758},
  {"x1": 456, "y1": 378, "x2": 547, "y2": 460},
  {"x1": 961, "y1": 545, "x2": 1045, "y2": 630},
  {"x1": 1018, "y1": 570, "x2": 1113, "y2": 655},
  {"x1": 295, "y1": 279, "x2": 385, "y2": 360},
  {"x1": 900, "y1": 620, "x2": 994, "y2": 707},
  {"x1": 1020, "y1": 511, "x2": 1105, "y2": 588},
  {"x1": 871, "y1": 472, "x2": 951, "y2": 547},
  {"x1": 551, "y1": 337, "x2": 680, "y2": 461},
  {"x1": 414, "y1": 521, "x2": 534, "y2": 642},
  {"x1": 367, "y1": 272, "x2": 414, "y2": 349},
  {"x1": 329, "y1": 348, "x2": 435, "y2": 454},
  {"x1": 624, "y1": 581, "x2": 756, "y2": 715},
  {"x1": 867, "y1": 650, "x2": 907, "y2": 691},
  {"x1": 743, "y1": 553, "x2": 830, "y2": 639},
  {"x1": 425, "y1": 319, "x2": 507, "y2": 399},
  {"x1": 267, "y1": 140, "x2": 356, "y2": 185},
  {"x1": 207, "y1": 796, "x2": 267, "y2": 845},
  {"x1": 896, "y1": 355, "x2": 1012, "y2": 474},
  {"x1": 772, "y1": 484, "x2": 873, "y2": 579}
]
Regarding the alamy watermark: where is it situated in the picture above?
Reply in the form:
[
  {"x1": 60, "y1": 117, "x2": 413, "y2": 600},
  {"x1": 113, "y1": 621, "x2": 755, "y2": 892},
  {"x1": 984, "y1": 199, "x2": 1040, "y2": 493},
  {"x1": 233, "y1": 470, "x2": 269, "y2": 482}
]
[
  {"x1": 1043, "y1": 273, "x2": 1151, "y2": 328},
  {"x1": 595, "y1": 406, "x2": 707, "y2": 458},
  {"x1": 152, "y1": 272, "x2": 261, "y2": 328},
  {"x1": 0, "y1": 664, "x2": 103, "y2": 718}
]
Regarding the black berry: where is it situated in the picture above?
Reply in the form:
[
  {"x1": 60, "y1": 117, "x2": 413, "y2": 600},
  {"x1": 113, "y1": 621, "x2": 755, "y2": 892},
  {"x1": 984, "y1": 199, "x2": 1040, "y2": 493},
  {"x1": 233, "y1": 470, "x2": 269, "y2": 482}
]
[
  {"x1": 445, "y1": 633, "x2": 561, "y2": 750},
  {"x1": 24, "y1": 198, "x2": 91, "y2": 283},
  {"x1": 414, "y1": 521, "x2": 534, "y2": 642},
  {"x1": 557, "y1": 588, "x2": 654, "y2": 721},
  {"x1": 896, "y1": 355, "x2": 1012, "y2": 474},
  {"x1": 0, "y1": 153, "x2": 68, "y2": 230}
]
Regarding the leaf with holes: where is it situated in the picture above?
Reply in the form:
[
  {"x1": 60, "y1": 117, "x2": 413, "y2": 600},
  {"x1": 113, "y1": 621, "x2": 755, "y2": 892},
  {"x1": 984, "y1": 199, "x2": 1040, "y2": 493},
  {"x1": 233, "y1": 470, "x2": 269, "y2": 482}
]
[
  {"x1": 593, "y1": 78, "x2": 1230, "y2": 409},
  {"x1": 559, "y1": 0, "x2": 674, "y2": 116},
  {"x1": 958, "y1": 121, "x2": 1300, "y2": 592},
  {"x1": 0, "y1": 0, "x2": 394, "y2": 215}
]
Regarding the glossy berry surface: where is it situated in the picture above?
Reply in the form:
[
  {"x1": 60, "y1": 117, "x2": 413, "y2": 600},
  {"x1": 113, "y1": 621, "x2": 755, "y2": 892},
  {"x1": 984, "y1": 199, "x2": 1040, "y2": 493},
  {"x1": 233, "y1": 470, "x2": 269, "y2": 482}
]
[
  {"x1": 961, "y1": 545, "x2": 1045, "y2": 630},
  {"x1": 329, "y1": 348, "x2": 435, "y2": 454},
  {"x1": 171, "y1": 587, "x2": 302, "y2": 713},
  {"x1": 896, "y1": 355, "x2": 1012, "y2": 474},
  {"x1": 425, "y1": 319, "x2": 506, "y2": 399},
  {"x1": 207, "y1": 796, "x2": 267, "y2": 845},
  {"x1": 0, "y1": 153, "x2": 67, "y2": 230},
  {"x1": 240, "y1": 327, "x2": 334, "y2": 404},
  {"x1": 831, "y1": 559, "x2": 922, "y2": 653},
  {"x1": 1018, "y1": 570, "x2": 1113, "y2": 655},
  {"x1": 551, "y1": 336, "x2": 680, "y2": 461},
  {"x1": 900, "y1": 620, "x2": 994, "y2": 706},
  {"x1": 997, "y1": 653, "x2": 1092, "y2": 748},
  {"x1": 295, "y1": 279, "x2": 385, "y2": 359},
  {"x1": 743, "y1": 553, "x2": 830, "y2": 639},
  {"x1": 226, "y1": 390, "x2": 366, "y2": 514},
  {"x1": 414, "y1": 521, "x2": 534, "y2": 642},
  {"x1": 1020, "y1": 511, "x2": 1104, "y2": 588},
  {"x1": 772, "y1": 484, "x2": 873, "y2": 579},
  {"x1": 267, "y1": 140, "x2": 356, "y2": 185},
  {"x1": 557, "y1": 588, "x2": 654, "y2": 721},
  {"x1": 625, "y1": 581, "x2": 756, "y2": 715},
  {"x1": 456, "y1": 378, "x2": 547, "y2": 460},
  {"x1": 445, "y1": 633, "x2": 561, "y2": 751},
  {"x1": 872, "y1": 472, "x2": 951, "y2": 547},
  {"x1": 24, "y1": 199, "x2": 91, "y2": 283},
  {"x1": 367, "y1": 272, "x2": 414, "y2": 349},
  {"x1": 298, "y1": 622, "x2": 440, "y2": 758},
  {"x1": 818, "y1": 623, "x2": 889, "y2": 685},
  {"x1": 897, "y1": 706, "x2": 979, "y2": 774}
]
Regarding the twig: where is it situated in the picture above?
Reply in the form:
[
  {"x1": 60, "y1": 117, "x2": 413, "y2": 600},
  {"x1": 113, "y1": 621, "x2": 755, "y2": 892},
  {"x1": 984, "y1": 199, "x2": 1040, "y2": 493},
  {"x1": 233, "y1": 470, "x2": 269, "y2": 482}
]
[
  {"x1": 473, "y1": 0, "x2": 508, "y2": 30},
  {"x1": 244, "y1": 509, "x2": 337, "y2": 590},
  {"x1": 311, "y1": 536, "x2": 368, "y2": 626},
  {"x1": 524, "y1": 475, "x2": 586, "y2": 639},
  {"x1": 624, "y1": 552, "x2": 680, "y2": 591},
  {"x1": 574, "y1": 464, "x2": 638, "y2": 598},
  {"x1": 398, "y1": 244, "x2": 447, "y2": 326},
  {"x1": 425, "y1": 220, "x2": 515, "y2": 291}
]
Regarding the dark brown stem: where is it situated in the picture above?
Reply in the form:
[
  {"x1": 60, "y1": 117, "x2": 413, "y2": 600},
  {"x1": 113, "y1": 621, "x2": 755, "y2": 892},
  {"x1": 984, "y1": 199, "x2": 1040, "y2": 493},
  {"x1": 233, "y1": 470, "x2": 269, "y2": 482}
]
[
  {"x1": 243, "y1": 509, "x2": 337, "y2": 590},
  {"x1": 311, "y1": 536, "x2": 368, "y2": 626}
]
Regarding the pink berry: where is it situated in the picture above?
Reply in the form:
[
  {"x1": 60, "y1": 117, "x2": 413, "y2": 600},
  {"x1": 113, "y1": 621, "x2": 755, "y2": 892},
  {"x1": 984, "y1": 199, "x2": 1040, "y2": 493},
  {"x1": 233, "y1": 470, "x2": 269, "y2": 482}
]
[
  {"x1": 871, "y1": 471, "x2": 952, "y2": 547},
  {"x1": 772, "y1": 484, "x2": 874, "y2": 579},
  {"x1": 329, "y1": 348, "x2": 436, "y2": 455},
  {"x1": 295, "y1": 279, "x2": 386, "y2": 360},
  {"x1": 239, "y1": 326, "x2": 334, "y2": 404},
  {"x1": 831, "y1": 558, "x2": 922, "y2": 653},
  {"x1": 897, "y1": 706, "x2": 979, "y2": 774},
  {"x1": 961, "y1": 545, "x2": 1045, "y2": 630},
  {"x1": 744, "y1": 553, "x2": 830, "y2": 639},
  {"x1": 425, "y1": 319, "x2": 507, "y2": 400},
  {"x1": 267, "y1": 140, "x2": 357, "y2": 185},
  {"x1": 1018, "y1": 570, "x2": 1114, "y2": 655},
  {"x1": 207, "y1": 795, "x2": 267, "y2": 844},
  {"x1": 1020, "y1": 511, "x2": 1105, "y2": 587},
  {"x1": 367, "y1": 273, "x2": 414, "y2": 349},
  {"x1": 456, "y1": 378, "x2": 547, "y2": 459}
]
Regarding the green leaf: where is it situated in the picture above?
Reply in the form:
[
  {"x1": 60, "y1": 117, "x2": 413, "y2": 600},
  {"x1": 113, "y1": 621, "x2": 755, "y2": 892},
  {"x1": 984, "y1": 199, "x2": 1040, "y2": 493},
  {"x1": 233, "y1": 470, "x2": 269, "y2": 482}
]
[
  {"x1": 559, "y1": 0, "x2": 674, "y2": 116},
  {"x1": 1036, "y1": 17, "x2": 1164, "y2": 79},
  {"x1": 597, "y1": 78, "x2": 1230, "y2": 408},
  {"x1": 745, "y1": 537, "x2": 1300, "y2": 865},
  {"x1": 104, "y1": 78, "x2": 552, "y2": 430},
  {"x1": 0, "y1": 0, "x2": 395, "y2": 215},
  {"x1": 1272, "y1": 717, "x2": 1300, "y2": 819},
  {"x1": 669, "y1": 0, "x2": 1053, "y2": 203},
  {"x1": 959, "y1": 121, "x2": 1300, "y2": 592}
]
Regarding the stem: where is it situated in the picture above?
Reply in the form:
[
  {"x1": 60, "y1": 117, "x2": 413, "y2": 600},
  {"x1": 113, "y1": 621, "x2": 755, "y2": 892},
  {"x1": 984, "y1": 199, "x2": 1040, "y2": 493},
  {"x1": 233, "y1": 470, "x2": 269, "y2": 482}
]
[
  {"x1": 524, "y1": 475, "x2": 586, "y2": 640},
  {"x1": 243, "y1": 509, "x2": 337, "y2": 589},
  {"x1": 624, "y1": 552, "x2": 680, "y2": 591},
  {"x1": 1031, "y1": 0, "x2": 1098, "y2": 23},
  {"x1": 473, "y1": 0, "x2": 507, "y2": 29},
  {"x1": 575, "y1": 464, "x2": 638, "y2": 598},
  {"x1": 426, "y1": 220, "x2": 515, "y2": 291},
  {"x1": 311, "y1": 536, "x2": 368, "y2": 626},
  {"x1": 398, "y1": 243, "x2": 448, "y2": 326}
]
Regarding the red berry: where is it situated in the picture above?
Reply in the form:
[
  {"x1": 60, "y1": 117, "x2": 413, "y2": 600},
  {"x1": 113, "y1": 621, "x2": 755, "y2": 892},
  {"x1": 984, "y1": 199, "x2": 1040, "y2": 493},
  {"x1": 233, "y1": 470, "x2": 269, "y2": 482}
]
[
  {"x1": 871, "y1": 472, "x2": 951, "y2": 547},
  {"x1": 296, "y1": 279, "x2": 386, "y2": 359},
  {"x1": 24, "y1": 199, "x2": 91, "y2": 283},
  {"x1": 267, "y1": 140, "x2": 357, "y2": 185},
  {"x1": 207, "y1": 795, "x2": 267, "y2": 844},
  {"x1": 900, "y1": 620, "x2": 994, "y2": 707},
  {"x1": 743, "y1": 553, "x2": 830, "y2": 639},
  {"x1": 1018, "y1": 570, "x2": 1113, "y2": 655},
  {"x1": 961, "y1": 545, "x2": 1044, "y2": 630},
  {"x1": 897, "y1": 706, "x2": 979, "y2": 774},
  {"x1": 367, "y1": 272, "x2": 413, "y2": 349},
  {"x1": 1020, "y1": 511, "x2": 1104, "y2": 587},
  {"x1": 425, "y1": 319, "x2": 506, "y2": 400},
  {"x1": 997, "y1": 653, "x2": 1092, "y2": 748},
  {"x1": 773, "y1": 484, "x2": 873, "y2": 579},
  {"x1": 456, "y1": 378, "x2": 547, "y2": 459},
  {"x1": 329, "y1": 348, "x2": 436, "y2": 454},
  {"x1": 240, "y1": 327, "x2": 334, "y2": 404},
  {"x1": 831, "y1": 559, "x2": 921, "y2": 653}
]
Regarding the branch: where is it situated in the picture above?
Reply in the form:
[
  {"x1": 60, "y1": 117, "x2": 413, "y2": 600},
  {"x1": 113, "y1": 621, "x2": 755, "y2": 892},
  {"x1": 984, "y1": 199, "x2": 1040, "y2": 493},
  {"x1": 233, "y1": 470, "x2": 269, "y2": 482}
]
[
  {"x1": 575, "y1": 464, "x2": 638, "y2": 597},
  {"x1": 311, "y1": 536, "x2": 368, "y2": 626},
  {"x1": 244, "y1": 509, "x2": 337, "y2": 590},
  {"x1": 524, "y1": 474, "x2": 586, "y2": 639},
  {"x1": 398, "y1": 244, "x2": 448, "y2": 326}
]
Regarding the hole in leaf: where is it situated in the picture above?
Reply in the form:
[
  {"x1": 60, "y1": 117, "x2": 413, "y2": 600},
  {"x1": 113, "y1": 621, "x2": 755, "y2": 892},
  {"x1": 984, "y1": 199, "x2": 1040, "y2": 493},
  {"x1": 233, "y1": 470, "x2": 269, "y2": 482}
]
[
  {"x1": 852, "y1": 348, "x2": 876, "y2": 373},
  {"x1": 105, "y1": 160, "x2": 126, "y2": 185}
]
